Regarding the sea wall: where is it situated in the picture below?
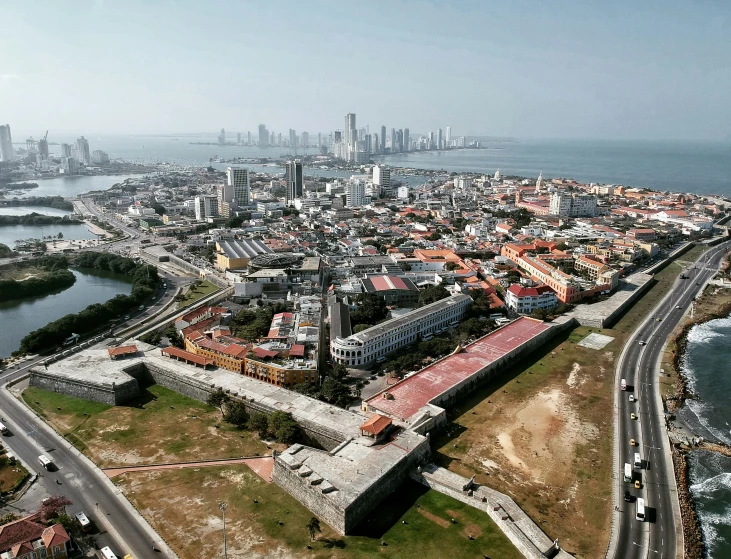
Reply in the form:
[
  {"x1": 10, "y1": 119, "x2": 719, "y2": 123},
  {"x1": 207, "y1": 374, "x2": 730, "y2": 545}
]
[{"x1": 672, "y1": 449, "x2": 704, "y2": 559}]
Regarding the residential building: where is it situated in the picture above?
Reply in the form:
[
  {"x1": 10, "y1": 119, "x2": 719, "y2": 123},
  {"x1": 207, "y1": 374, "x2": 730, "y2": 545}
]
[
  {"x1": 331, "y1": 294, "x2": 472, "y2": 368},
  {"x1": 91, "y1": 150, "x2": 109, "y2": 164},
  {"x1": 0, "y1": 513, "x2": 70, "y2": 559},
  {"x1": 506, "y1": 284, "x2": 558, "y2": 314},
  {"x1": 346, "y1": 180, "x2": 366, "y2": 208},
  {"x1": 194, "y1": 195, "x2": 219, "y2": 221},
  {"x1": 59, "y1": 143, "x2": 72, "y2": 158},
  {"x1": 258, "y1": 124, "x2": 268, "y2": 146},
  {"x1": 373, "y1": 165, "x2": 391, "y2": 195},
  {"x1": 380, "y1": 125, "x2": 386, "y2": 154},
  {"x1": 285, "y1": 159, "x2": 303, "y2": 205},
  {"x1": 403, "y1": 128, "x2": 410, "y2": 152},
  {"x1": 227, "y1": 166, "x2": 251, "y2": 207},
  {"x1": 61, "y1": 157, "x2": 79, "y2": 175},
  {"x1": 549, "y1": 191, "x2": 598, "y2": 217},
  {"x1": 75, "y1": 136, "x2": 91, "y2": 164}
]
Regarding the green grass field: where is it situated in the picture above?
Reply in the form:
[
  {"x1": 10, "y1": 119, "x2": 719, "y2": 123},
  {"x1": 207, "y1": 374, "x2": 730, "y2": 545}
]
[
  {"x1": 176, "y1": 280, "x2": 219, "y2": 308},
  {"x1": 119, "y1": 466, "x2": 524, "y2": 559},
  {"x1": 22, "y1": 385, "x2": 269, "y2": 466}
]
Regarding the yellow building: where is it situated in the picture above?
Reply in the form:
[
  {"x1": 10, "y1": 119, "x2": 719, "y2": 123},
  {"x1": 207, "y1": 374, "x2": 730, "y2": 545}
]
[{"x1": 215, "y1": 239, "x2": 272, "y2": 271}]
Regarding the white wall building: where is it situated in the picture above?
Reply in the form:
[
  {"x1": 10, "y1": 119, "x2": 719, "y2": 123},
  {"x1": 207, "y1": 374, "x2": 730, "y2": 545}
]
[
  {"x1": 194, "y1": 195, "x2": 219, "y2": 221},
  {"x1": 505, "y1": 284, "x2": 558, "y2": 314},
  {"x1": 346, "y1": 181, "x2": 366, "y2": 208},
  {"x1": 397, "y1": 186, "x2": 410, "y2": 200},
  {"x1": 549, "y1": 191, "x2": 598, "y2": 217},
  {"x1": 331, "y1": 294, "x2": 472, "y2": 368},
  {"x1": 227, "y1": 166, "x2": 251, "y2": 207},
  {"x1": 373, "y1": 165, "x2": 391, "y2": 195}
]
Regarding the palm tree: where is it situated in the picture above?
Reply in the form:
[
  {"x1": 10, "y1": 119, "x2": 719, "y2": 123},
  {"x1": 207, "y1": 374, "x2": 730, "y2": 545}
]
[{"x1": 306, "y1": 517, "x2": 321, "y2": 541}]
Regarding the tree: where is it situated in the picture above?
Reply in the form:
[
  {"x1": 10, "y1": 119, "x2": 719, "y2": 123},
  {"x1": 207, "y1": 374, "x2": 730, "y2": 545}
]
[
  {"x1": 207, "y1": 388, "x2": 230, "y2": 417},
  {"x1": 530, "y1": 308, "x2": 548, "y2": 321},
  {"x1": 306, "y1": 517, "x2": 322, "y2": 541},
  {"x1": 419, "y1": 284, "x2": 450, "y2": 306},
  {"x1": 247, "y1": 412, "x2": 270, "y2": 438},
  {"x1": 152, "y1": 203, "x2": 166, "y2": 216},
  {"x1": 445, "y1": 261, "x2": 459, "y2": 271},
  {"x1": 427, "y1": 232, "x2": 442, "y2": 241},
  {"x1": 321, "y1": 376, "x2": 352, "y2": 408},
  {"x1": 353, "y1": 324, "x2": 370, "y2": 334},
  {"x1": 225, "y1": 401, "x2": 249, "y2": 428},
  {"x1": 57, "y1": 232, "x2": 63, "y2": 239},
  {"x1": 37, "y1": 495, "x2": 72, "y2": 523},
  {"x1": 0, "y1": 513, "x2": 20, "y2": 524},
  {"x1": 268, "y1": 411, "x2": 299, "y2": 444}
]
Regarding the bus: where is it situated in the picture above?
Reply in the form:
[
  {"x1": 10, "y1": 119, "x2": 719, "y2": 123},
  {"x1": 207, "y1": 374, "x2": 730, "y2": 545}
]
[
  {"x1": 99, "y1": 547, "x2": 118, "y2": 559},
  {"x1": 623, "y1": 463, "x2": 633, "y2": 483},
  {"x1": 38, "y1": 455, "x2": 54, "y2": 470},
  {"x1": 621, "y1": 379, "x2": 627, "y2": 391},
  {"x1": 636, "y1": 497, "x2": 646, "y2": 522},
  {"x1": 75, "y1": 511, "x2": 91, "y2": 532},
  {"x1": 634, "y1": 452, "x2": 642, "y2": 468}
]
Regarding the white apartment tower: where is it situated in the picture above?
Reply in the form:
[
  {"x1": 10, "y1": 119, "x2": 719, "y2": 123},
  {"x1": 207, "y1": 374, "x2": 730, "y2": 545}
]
[
  {"x1": 346, "y1": 180, "x2": 366, "y2": 208},
  {"x1": 373, "y1": 165, "x2": 391, "y2": 196},
  {"x1": 195, "y1": 195, "x2": 219, "y2": 221},
  {"x1": 227, "y1": 166, "x2": 251, "y2": 208}
]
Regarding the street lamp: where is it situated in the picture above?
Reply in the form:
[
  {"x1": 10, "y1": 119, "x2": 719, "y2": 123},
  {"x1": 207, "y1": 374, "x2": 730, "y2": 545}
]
[{"x1": 219, "y1": 502, "x2": 228, "y2": 559}]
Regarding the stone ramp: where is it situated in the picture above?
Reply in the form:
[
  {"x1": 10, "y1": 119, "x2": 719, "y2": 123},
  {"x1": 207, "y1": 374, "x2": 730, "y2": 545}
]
[
  {"x1": 104, "y1": 456, "x2": 274, "y2": 482},
  {"x1": 411, "y1": 464, "x2": 574, "y2": 559}
]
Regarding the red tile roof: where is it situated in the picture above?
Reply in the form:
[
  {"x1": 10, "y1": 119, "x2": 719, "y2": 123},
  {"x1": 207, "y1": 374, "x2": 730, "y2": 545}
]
[
  {"x1": 107, "y1": 345, "x2": 138, "y2": 357},
  {"x1": 361, "y1": 414, "x2": 392, "y2": 435},
  {"x1": 42, "y1": 524, "x2": 70, "y2": 548},
  {"x1": 289, "y1": 344, "x2": 305, "y2": 357},
  {"x1": 161, "y1": 347, "x2": 212, "y2": 367},
  {"x1": 253, "y1": 347, "x2": 278, "y2": 359}
]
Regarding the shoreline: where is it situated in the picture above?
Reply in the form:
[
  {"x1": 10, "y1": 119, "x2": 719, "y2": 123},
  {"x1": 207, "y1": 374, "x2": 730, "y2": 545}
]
[{"x1": 664, "y1": 262, "x2": 731, "y2": 558}]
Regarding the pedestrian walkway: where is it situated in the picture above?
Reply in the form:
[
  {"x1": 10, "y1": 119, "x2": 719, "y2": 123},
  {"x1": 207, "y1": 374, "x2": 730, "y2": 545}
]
[{"x1": 103, "y1": 456, "x2": 274, "y2": 482}]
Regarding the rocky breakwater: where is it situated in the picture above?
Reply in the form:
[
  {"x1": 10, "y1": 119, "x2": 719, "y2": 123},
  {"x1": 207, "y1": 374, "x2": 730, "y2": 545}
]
[{"x1": 672, "y1": 447, "x2": 705, "y2": 559}]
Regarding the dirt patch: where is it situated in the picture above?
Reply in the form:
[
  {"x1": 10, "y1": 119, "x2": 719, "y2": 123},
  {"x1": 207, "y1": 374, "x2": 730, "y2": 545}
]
[
  {"x1": 433, "y1": 326, "x2": 616, "y2": 558},
  {"x1": 416, "y1": 508, "x2": 450, "y2": 528},
  {"x1": 461, "y1": 524, "x2": 482, "y2": 539}
]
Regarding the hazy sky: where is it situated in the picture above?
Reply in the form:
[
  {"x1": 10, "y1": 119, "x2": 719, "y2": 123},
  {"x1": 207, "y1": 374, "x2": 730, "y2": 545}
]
[{"x1": 2, "y1": 1, "x2": 730, "y2": 140}]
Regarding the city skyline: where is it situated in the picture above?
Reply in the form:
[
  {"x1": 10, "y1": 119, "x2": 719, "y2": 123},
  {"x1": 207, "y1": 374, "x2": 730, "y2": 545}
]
[{"x1": 2, "y1": 1, "x2": 730, "y2": 140}]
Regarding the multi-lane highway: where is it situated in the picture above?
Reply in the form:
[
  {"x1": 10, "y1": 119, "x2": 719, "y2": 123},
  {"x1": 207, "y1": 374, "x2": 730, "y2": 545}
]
[
  {"x1": 0, "y1": 363, "x2": 172, "y2": 558},
  {"x1": 612, "y1": 240, "x2": 731, "y2": 559}
]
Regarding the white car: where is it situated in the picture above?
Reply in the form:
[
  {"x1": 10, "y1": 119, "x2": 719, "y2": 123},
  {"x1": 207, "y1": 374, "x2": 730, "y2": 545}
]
[
  {"x1": 676, "y1": 305, "x2": 682, "y2": 309},
  {"x1": 629, "y1": 395, "x2": 635, "y2": 402},
  {"x1": 638, "y1": 341, "x2": 646, "y2": 346}
]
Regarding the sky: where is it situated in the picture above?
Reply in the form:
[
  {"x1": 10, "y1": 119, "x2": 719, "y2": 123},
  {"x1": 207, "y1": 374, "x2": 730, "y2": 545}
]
[{"x1": 2, "y1": 0, "x2": 730, "y2": 140}]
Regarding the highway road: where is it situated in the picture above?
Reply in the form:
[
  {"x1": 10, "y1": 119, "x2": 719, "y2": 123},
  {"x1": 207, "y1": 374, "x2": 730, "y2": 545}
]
[
  {"x1": 612, "y1": 240, "x2": 731, "y2": 559},
  {"x1": 0, "y1": 365, "x2": 171, "y2": 558}
]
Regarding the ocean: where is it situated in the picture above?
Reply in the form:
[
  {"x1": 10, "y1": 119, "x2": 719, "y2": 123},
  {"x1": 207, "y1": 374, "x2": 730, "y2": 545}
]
[
  {"x1": 680, "y1": 316, "x2": 731, "y2": 557},
  {"x1": 16, "y1": 134, "x2": 731, "y2": 198}
]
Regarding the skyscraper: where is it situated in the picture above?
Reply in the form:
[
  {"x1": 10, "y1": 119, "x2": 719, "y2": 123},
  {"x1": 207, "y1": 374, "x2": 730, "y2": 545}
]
[
  {"x1": 403, "y1": 128, "x2": 410, "y2": 152},
  {"x1": 285, "y1": 159, "x2": 303, "y2": 205},
  {"x1": 218, "y1": 128, "x2": 226, "y2": 146},
  {"x1": 346, "y1": 180, "x2": 366, "y2": 208},
  {"x1": 380, "y1": 126, "x2": 386, "y2": 154},
  {"x1": 345, "y1": 113, "x2": 356, "y2": 162},
  {"x1": 258, "y1": 124, "x2": 268, "y2": 146},
  {"x1": 446, "y1": 127, "x2": 451, "y2": 146},
  {"x1": 76, "y1": 136, "x2": 91, "y2": 164},
  {"x1": 60, "y1": 143, "x2": 72, "y2": 158},
  {"x1": 301, "y1": 132, "x2": 309, "y2": 150},
  {"x1": 390, "y1": 128, "x2": 396, "y2": 153},
  {"x1": 437, "y1": 128, "x2": 443, "y2": 150},
  {"x1": 227, "y1": 166, "x2": 251, "y2": 208},
  {"x1": 247, "y1": 131, "x2": 251, "y2": 145},
  {"x1": 0, "y1": 125, "x2": 13, "y2": 161}
]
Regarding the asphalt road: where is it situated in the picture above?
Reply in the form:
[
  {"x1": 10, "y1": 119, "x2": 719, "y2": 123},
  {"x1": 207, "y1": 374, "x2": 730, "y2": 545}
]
[
  {"x1": 613, "y1": 240, "x2": 731, "y2": 559},
  {"x1": 0, "y1": 367, "x2": 170, "y2": 558}
]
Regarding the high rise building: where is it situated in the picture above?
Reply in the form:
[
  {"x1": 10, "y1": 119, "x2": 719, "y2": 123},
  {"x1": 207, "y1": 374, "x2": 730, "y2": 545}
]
[
  {"x1": 380, "y1": 126, "x2": 386, "y2": 154},
  {"x1": 428, "y1": 131, "x2": 434, "y2": 149},
  {"x1": 390, "y1": 128, "x2": 396, "y2": 153},
  {"x1": 277, "y1": 132, "x2": 282, "y2": 146},
  {"x1": 91, "y1": 150, "x2": 110, "y2": 165},
  {"x1": 237, "y1": 132, "x2": 241, "y2": 145},
  {"x1": 317, "y1": 132, "x2": 322, "y2": 148},
  {"x1": 258, "y1": 124, "x2": 268, "y2": 146},
  {"x1": 75, "y1": 136, "x2": 91, "y2": 164},
  {"x1": 344, "y1": 113, "x2": 356, "y2": 145},
  {"x1": 446, "y1": 127, "x2": 451, "y2": 146},
  {"x1": 345, "y1": 113, "x2": 357, "y2": 162},
  {"x1": 549, "y1": 191, "x2": 598, "y2": 217},
  {"x1": 0, "y1": 125, "x2": 13, "y2": 161},
  {"x1": 403, "y1": 128, "x2": 410, "y2": 152},
  {"x1": 302, "y1": 132, "x2": 309, "y2": 150},
  {"x1": 195, "y1": 195, "x2": 219, "y2": 221},
  {"x1": 285, "y1": 159, "x2": 303, "y2": 205},
  {"x1": 60, "y1": 143, "x2": 72, "y2": 158},
  {"x1": 437, "y1": 129, "x2": 443, "y2": 150},
  {"x1": 227, "y1": 166, "x2": 251, "y2": 208},
  {"x1": 372, "y1": 133, "x2": 379, "y2": 155},
  {"x1": 61, "y1": 157, "x2": 79, "y2": 175},
  {"x1": 38, "y1": 136, "x2": 49, "y2": 158},
  {"x1": 247, "y1": 131, "x2": 251, "y2": 145},
  {"x1": 218, "y1": 128, "x2": 226, "y2": 145},
  {"x1": 271, "y1": 131, "x2": 276, "y2": 146},
  {"x1": 346, "y1": 180, "x2": 366, "y2": 208},
  {"x1": 373, "y1": 165, "x2": 391, "y2": 196}
]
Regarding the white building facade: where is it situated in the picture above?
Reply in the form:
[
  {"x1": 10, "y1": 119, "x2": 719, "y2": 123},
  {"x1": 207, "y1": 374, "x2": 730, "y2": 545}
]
[{"x1": 331, "y1": 294, "x2": 472, "y2": 368}]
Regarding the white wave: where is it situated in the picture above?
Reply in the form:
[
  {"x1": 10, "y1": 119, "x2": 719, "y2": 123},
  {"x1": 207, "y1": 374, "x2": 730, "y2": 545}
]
[
  {"x1": 690, "y1": 472, "x2": 731, "y2": 496},
  {"x1": 686, "y1": 400, "x2": 731, "y2": 445},
  {"x1": 685, "y1": 316, "x2": 731, "y2": 345},
  {"x1": 695, "y1": 508, "x2": 731, "y2": 559}
]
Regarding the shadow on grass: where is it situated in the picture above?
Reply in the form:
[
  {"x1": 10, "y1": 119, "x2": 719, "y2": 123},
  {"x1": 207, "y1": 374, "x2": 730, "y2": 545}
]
[
  {"x1": 319, "y1": 538, "x2": 346, "y2": 549},
  {"x1": 117, "y1": 385, "x2": 159, "y2": 409},
  {"x1": 349, "y1": 480, "x2": 429, "y2": 539}
]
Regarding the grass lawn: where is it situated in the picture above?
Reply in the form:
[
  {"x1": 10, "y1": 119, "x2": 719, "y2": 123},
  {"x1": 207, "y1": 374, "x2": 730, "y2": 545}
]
[
  {"x1": 177, "y1": 280, "x2": 219, "y2": 308},
  {"x1": 118, "y1": 467, "x2": 523, "y2": 559},
  {"x1": 22, "y1": 384, "x2": 270, "y2": 468},
  {"x1": 0, "y1": 264, "x2": 48, "y2": 281},
  {"x1": 0, "y1": 455, "x2": 28, "y2": 494}
]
